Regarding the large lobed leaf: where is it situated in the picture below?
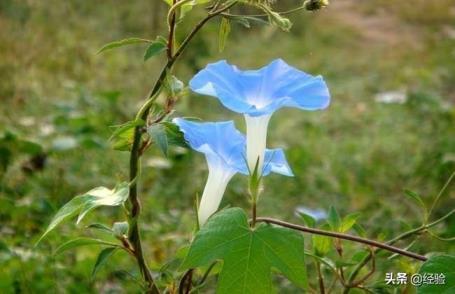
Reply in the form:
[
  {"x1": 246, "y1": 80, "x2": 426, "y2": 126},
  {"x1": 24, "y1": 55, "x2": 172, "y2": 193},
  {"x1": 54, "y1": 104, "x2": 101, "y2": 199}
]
[
  {"x1": 181, "y1": 208, "x2": 308, "y2": 293},
  {"x1": 36, "y1": 182, "x2": 129, "y2": 245}
]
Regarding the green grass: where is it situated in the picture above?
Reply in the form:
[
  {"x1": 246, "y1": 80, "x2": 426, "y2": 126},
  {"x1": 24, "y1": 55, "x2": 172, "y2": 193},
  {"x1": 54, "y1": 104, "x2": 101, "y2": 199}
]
[{"x1": 1, "y1": 0, "x2": 454, "y2": 292}]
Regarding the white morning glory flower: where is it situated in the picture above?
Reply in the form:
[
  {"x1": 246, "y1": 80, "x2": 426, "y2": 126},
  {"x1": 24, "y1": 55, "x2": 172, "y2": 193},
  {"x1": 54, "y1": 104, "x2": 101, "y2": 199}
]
[
  {"x1": 173, "y1": 118, "x2": 293, "y2": 225},
  {"x1": 189, "y1": 59, "x2": 330, "y2": 175}
]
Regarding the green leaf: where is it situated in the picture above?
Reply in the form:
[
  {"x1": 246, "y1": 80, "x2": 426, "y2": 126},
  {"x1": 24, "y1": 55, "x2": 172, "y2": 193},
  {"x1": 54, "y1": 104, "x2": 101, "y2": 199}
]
[
  {"x1": 36, "y1": 196, "x2": 87, "y2": 245},
  {"x1": 404, "y1": 189, "x2": 427, "y2": 217},
  {"x1": 109, "y1": 119, "x2": 144, "y2": 151},
  {"x1": 335, "y1": 259, "x2": 358, "y2": 267},
  {"x1": 351, "y1": 250, "x2": 369, "y2": 263},
  {"x1": 143, "y1": 36, "x2": 167, "y2": 61},
  {"x1": 37, "y1": 182, "x2": 129, "y2": 245},
  {"x1": 97, "y1": 38, "x2": 151, "y2": 54},
  {"x1": 180, "y1": 0, "x2": 212, "y2": 20},
  {"x1": 181, "y1": 208, "x2": 308, "y2": 293},
  {"x1": 54, "y1": 238, "x2": 118, "y2": 256},
  {"x1": 161, "y1": 122, "x2": 188, "y2": 148},
  {"x1": 417, "y1": 255, "x2": 455, "y2": 294},
  {"x1": 85, "y1": 188, "x2": 127, "y2": 222},
  {"x1": 313, "y1": 224, "x2": 331, "y2": 257},
  {"x1": 76, "y1": 183, "x2": 129, "y2": 223},
  {"x1": 17, "y1": 139, "x2": 43, "y2": 155},
  {"x1": 148, "y1": 124, "x2": 169, "y2": 156},
  {"x1": 218, "y1": 17, "x2": 231, "y2": 52},
  {"x1": 304, "y1": 250, "x2": 336, "y2": 271},
  {"x1": 297, "y1": 211, "x2": 316, "y2": 228},
  {"x1": 92, "y1": 247, "x2": 118, "y2": 278},
  {"x1": 147, "y1": 122, "x2": 188, "y2": 156},
  {"x1": 86, "y1": 223, "x2": 113, "y2": 233},
  {"x1": 340, "y1": 212, "x2": 360, "y2": 233},
  {"x1": 327, "y1": 206, "x2": 341, "y2": 231},
  {"x1": 353, "y1": 223, "x2": 367, "y2": 237}
]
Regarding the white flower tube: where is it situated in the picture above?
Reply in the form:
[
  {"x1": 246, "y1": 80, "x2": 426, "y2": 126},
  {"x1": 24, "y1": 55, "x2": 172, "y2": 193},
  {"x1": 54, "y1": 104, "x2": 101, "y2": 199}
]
[
  {"x1": 173, "y1": 118, "x2": 294, "y2": 227},
  {"x1": 245, "y1": 114, "x2": 272, "y2": 175},
  {"x1": 198, "y1": 166, "x2": 235, "y2": 225}
]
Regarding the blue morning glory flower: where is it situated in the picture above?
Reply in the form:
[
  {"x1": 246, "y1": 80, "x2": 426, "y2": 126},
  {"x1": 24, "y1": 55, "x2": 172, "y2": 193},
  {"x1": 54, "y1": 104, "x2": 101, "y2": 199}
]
[
  {"x1": 189, "y1": 59, "x2": 330, "y2": 174},
  {"x1": 173, "y1": 118, "x2": 293, "y2": 225}
]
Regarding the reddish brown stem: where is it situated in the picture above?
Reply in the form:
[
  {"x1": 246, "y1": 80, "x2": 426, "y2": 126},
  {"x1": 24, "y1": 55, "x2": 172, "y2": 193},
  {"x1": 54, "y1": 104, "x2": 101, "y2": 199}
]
[{"x1": 255, "y1": 217, "x2": 427, "y2": 261}]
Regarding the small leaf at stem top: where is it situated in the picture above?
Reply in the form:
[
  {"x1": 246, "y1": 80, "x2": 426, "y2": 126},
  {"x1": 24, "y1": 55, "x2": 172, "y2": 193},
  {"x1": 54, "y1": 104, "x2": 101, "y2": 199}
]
[
  {"x1": 144, "y1": 36, "x2": 167, "y2": 61},
  {"x1": 327, "y1": 206, "x2": 341, "y2": 232},
  {"x1": 97, "y1": 38, "x2": 152, "y2": 54},
  {"x1": 404, "y1": 189, "x2": 428, "y2": 219},
  {"x1": 340, "y1": 212, "x2": 361, "y2": 233},
  {"x1": 218, "y1": 17, "x2": 231, "y2": 52}
]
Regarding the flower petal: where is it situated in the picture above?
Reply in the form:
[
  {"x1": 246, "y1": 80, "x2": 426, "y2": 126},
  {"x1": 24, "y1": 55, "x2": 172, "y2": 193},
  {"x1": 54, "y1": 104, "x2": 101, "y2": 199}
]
[
  {"x1": 189, "y1": 59, "x2": 330, "y2": 117},
  {"x1": 173, "y1": 118, "x2": 293, "y2": 177},
  {"x1": 189, "y1": 61, "x2": 253, "y2": 114},
  {"x1": 263, "y1": 148, "x2": 294, "y2": 177},
  {"x1": 172, "y1": 118, "x2": 248, "y2": 174}
]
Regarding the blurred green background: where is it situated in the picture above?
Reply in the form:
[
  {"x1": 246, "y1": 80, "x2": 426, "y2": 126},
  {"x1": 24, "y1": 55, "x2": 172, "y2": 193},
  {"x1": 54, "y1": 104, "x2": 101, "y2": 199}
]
[{"x1": 0, "y1": 0, "x2": 454, "y2": 293}]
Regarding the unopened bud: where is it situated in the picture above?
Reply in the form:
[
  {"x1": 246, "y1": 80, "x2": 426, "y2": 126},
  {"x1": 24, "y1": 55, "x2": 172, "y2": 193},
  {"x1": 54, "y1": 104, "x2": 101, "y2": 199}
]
[
  {"x1": 269, "y1": 10, "x2": 292, "y2": 31},
  {"x1": 304, "y1": 0, "x2": 329, "y2": 11},
  {"x1": 260, "y1": 4, "x2": 293, "y2": 31},
  {"x1": 112, "y1": 221, "x2": 129, "y2": 239}
]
